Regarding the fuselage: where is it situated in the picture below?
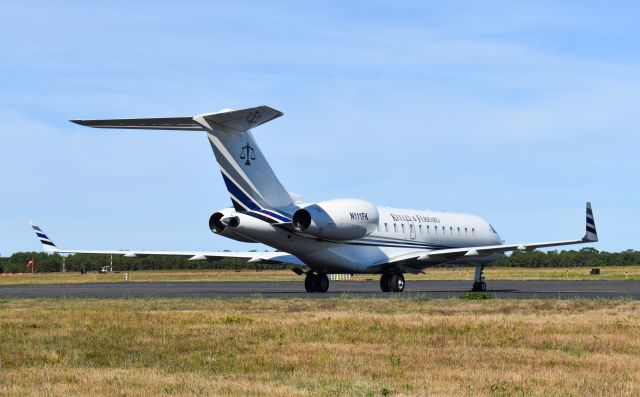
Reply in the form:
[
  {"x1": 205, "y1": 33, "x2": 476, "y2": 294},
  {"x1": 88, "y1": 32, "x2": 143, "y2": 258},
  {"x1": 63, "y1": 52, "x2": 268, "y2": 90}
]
[{"x1": 229, "y1": 205, "x2": 503, "y2": 274}]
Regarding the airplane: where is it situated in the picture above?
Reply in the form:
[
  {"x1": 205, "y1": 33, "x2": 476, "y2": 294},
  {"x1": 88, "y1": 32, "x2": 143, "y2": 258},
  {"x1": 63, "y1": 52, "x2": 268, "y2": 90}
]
[{"x1": 30, "y1": 105, "x2": 598, "y2": 293}]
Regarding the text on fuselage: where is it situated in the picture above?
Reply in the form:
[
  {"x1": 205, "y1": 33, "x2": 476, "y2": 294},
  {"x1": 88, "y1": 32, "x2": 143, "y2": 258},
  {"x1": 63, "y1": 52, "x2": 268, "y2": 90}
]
[
  {"x1": 390, "y1": 213, "x2": 441, "y2": 223},
  {"x1": 350, "y1": 212, "x2": 369, "y2": 221}
]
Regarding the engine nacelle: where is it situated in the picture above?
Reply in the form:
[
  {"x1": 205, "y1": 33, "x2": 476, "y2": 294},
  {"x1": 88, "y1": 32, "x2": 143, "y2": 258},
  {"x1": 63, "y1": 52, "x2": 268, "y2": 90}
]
[
  {"x1": 292, "y1": 198, "x2": 379, "y2": 240},
  {"x1": 209, "y1": 209, "x2": 256, "y2": 243}
]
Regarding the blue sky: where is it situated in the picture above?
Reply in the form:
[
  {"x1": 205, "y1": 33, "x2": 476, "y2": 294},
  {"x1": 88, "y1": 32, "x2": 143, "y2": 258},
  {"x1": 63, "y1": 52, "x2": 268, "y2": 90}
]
[{"x1": 2, "y1": 1, "x2": 639, "y2": 255}]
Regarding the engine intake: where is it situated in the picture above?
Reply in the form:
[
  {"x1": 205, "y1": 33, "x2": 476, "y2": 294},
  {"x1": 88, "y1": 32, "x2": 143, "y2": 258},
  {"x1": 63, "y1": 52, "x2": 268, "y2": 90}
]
[
  {"x1": 292, "y1": 209, "x2": 312, "y2": 230},
  {"x1": 209, "y1": 212, "x2": 226, "y2": 233}
]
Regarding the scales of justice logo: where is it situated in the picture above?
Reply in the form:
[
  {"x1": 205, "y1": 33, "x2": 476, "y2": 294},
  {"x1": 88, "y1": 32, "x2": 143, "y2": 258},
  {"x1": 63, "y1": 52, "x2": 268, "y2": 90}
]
[
  {"x1": 239, "y1": 110, "x2": 261, "y2": 166},
  {"x1": 240, "y1": 142, "x2": 256, "y2": 165}
]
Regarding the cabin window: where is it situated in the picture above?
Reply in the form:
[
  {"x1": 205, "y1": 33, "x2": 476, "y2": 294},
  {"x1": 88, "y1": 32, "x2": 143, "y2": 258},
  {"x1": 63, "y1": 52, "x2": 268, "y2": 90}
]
[
  {"x1": 457, "y1": 227, "x2": 461, "y2": 236},
  {"x1": 401, "y1": 224, "x2": 405, "y2": 233},
  {"x1": 465, "y1": 227, "x2": 468, "y2": 237},
  {"x1": 450, "y1": 226, "x2": 453, "y2": 235},
  {"x1": 472, "y1": 228, "x2": 475, "y2": 236},
  {"x1": 427, "y1": 225, "x2": 430, "y2": 234},
  {"x1": 384, "y1": 223, "x2": 389, "y2": 232},
  {"x1": 419, "y1": 225, "x2": 423, "y2": 234},
  {"x1": 394, "y1": 223, "x2": 398, "y2": 233},
  {"x1": 442, "y1": 226, "x2": 445, "y2": 235}
]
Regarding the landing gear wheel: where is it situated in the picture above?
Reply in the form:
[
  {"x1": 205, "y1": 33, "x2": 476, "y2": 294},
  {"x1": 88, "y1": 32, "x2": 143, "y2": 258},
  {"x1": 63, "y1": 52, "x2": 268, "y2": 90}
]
[
  {"x1": 305, "y1": 273, "x2": 316, "y2": 292},
  {"x1": 471, "y1": 281, "x2": 487, "y2": 292},
  {"x1": 305, "y1": 272, "x2": 329, "y2": 293},
  {"x1": 380, "y1": 274, "x2": 391, "y2": 292},
  {"x1": 389, "y1": 273, "x2": 405, "y2": 292},
  {"x1": 317, "y1": 273, "x2": 329, "y2": 293}
]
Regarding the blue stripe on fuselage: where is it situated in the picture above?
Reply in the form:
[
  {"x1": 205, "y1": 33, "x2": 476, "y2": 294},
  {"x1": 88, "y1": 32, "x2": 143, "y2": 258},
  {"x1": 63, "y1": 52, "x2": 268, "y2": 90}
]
[{"x1": 360, "y1": 237, "x2": 447, "y2": 248}]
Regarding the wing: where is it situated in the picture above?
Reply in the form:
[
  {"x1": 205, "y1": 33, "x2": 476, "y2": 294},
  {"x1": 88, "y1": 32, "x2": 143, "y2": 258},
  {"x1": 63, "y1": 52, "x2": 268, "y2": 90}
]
[
  {"x1": 370, "y1": 202, "x2": 598, "y2": 269},
  {"x1": 418, "y1": 202, "x2": 597, "y2": 263},
  {"x1": 28, "y1": 221, "x2": 304, "y2": 266}
]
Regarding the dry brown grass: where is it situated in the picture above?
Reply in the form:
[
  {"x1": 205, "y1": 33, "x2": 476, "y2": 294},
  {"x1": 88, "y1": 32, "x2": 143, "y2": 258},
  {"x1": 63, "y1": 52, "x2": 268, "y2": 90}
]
[
  {"x1": 0, "y1": 298, "x2": 639, "y2": 396},
  {"x1": 1, "y1": 266, "x2": 639, "y2": 286}
]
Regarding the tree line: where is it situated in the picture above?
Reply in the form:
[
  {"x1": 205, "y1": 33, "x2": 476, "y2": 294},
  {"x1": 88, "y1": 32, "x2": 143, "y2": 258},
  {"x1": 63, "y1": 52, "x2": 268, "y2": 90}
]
[
  {"x1": 1, "y1": 247, "x2": 638, "y2": 273},
  {"x1": 0, "y1": 251, "x2": 290, "y2": 273},
  {"x1": 0, "y1": 247, "x2": 640, "y2": 273}
]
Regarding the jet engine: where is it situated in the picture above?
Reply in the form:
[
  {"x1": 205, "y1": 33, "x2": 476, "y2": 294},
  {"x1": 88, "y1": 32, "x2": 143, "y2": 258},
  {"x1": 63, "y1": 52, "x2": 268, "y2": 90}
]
[
  {"x1": 292, "y1": 198, "x2": 379, "y2": 240},
  {"x1": 209, "y1": 209, "x2": 256, "y2": 243}
]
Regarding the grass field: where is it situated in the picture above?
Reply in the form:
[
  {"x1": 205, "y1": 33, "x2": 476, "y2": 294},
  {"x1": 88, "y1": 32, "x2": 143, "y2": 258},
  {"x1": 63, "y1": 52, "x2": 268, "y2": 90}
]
[
  {"x1": 0, "y1": 298, "x2": 639, "y2": 396},
  {"x1": 1, "y1": 266, "x2": 640, "y2": 286}
]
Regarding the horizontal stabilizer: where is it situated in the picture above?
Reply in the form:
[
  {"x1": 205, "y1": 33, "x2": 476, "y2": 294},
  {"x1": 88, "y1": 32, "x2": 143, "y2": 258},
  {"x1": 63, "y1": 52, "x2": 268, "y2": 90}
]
[
  {"x1": 71, "y1": 106, "x2": 283, "y2": 133},
  {"x1": 71, "y1": 117, "x2": 202, "y2": 131}
]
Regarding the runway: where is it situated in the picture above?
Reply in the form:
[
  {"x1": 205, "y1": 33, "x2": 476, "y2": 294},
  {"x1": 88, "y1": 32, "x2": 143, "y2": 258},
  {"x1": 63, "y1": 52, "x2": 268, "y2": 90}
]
[{"x1": 0, "y1": 280, "x2": 638, "y2": 299}]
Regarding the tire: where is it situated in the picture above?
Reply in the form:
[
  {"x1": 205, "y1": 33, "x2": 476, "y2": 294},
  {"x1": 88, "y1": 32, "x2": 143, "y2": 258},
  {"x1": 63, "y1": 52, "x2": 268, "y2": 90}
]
[
  {"x1": 471, "y1": 281, "x2": 486, "y2": 292},
  {"x1": 305, "y1": 273, "x2": 316, "y2": 292},
  {"x1": 389, "y1": 273, "x2": 405, "y2": 292},
  {"x1": 317, "y1": 273, "x2": 329, "y2": 293},
  {"x1": 380, "y1": 274, "x2": 391, "y2": 292}
]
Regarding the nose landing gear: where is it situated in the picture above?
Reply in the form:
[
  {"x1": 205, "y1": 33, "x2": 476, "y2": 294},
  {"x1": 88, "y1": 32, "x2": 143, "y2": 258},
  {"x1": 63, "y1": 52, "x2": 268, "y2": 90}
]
[{"x1": 471, "y1": 265, "x2": 487, "y2": 292}]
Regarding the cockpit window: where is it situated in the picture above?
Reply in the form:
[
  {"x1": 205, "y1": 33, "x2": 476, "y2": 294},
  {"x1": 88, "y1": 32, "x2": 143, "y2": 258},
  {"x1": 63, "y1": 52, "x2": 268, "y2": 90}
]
[{"x1": 489, "y1": 224, "x2": 497, "y2": 234}]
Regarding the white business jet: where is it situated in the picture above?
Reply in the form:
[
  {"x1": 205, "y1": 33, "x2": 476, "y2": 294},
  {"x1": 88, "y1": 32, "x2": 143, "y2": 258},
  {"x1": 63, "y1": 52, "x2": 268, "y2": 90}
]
[{"x1": 31, "y1": 106, "x2": 598, "y2": 293}]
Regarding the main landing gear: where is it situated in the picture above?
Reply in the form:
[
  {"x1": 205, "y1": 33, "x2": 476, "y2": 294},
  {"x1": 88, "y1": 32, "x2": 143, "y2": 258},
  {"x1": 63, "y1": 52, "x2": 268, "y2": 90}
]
[
  {"x1": 304, "y1": 272, "x2": 329, "y2": 293},
  {"x1": 471, "y1": 264, "x2": 487, "y2": 292},
  {"x1": 380, "y1": 272, "x2": 405, "y2": 292}
]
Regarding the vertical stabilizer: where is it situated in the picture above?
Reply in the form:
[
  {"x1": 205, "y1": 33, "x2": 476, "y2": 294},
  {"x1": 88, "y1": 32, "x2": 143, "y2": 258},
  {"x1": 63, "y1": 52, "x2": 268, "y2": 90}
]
[{"x1": 193, "y1": 107, "x2": 293, "y2": 213}]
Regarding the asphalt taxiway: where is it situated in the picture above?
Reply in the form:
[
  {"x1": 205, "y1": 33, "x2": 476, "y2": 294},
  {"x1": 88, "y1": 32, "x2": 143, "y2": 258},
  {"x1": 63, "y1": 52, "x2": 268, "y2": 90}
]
[{"x1": 0, "y1": 280, "x2": 638, "y2": 299}]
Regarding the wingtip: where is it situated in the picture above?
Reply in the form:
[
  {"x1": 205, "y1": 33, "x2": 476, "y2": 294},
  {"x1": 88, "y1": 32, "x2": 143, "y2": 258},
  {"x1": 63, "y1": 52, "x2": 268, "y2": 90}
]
[{"x1": 584, "y1": 202, "x2": 597, "y2": 242}]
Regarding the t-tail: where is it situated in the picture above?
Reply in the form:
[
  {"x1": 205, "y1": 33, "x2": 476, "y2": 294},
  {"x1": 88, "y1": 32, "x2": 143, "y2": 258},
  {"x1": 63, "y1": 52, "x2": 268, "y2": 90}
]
[{"x1": 72, "y1": 106, "x2": 295, "y2": 221}]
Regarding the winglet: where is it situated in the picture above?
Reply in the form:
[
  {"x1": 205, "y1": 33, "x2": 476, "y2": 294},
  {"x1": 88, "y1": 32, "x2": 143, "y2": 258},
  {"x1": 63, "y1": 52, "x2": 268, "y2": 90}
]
[
  {"x1": 29, "y1": 221, "x2": 59, "y2": 253},
  {"x1": 582, "y1": 202, "x2": 598, "y2": 242}
]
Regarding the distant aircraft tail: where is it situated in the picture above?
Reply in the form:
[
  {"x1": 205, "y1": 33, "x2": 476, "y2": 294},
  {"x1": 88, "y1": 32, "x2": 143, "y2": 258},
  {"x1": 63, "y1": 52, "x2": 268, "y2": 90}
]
[
  {"x1": 29, "y1": 221, "x2": 59, "y2": 253},
  {"x1": 72, "y1": 106, "x2": 295, "y2": 222}
]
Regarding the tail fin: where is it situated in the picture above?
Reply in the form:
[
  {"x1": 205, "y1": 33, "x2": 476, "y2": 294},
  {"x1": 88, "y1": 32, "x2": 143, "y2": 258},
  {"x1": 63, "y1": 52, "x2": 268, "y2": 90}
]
[
  {"x1": 583, "y1": 202, "x2": 598, "y2": 242},
  {"x1": 29, "y1": 221, "x2": 59, "y2": 253},
  {"x1": 193, "y1": 107, "x2": 294, "y2": 214}
]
